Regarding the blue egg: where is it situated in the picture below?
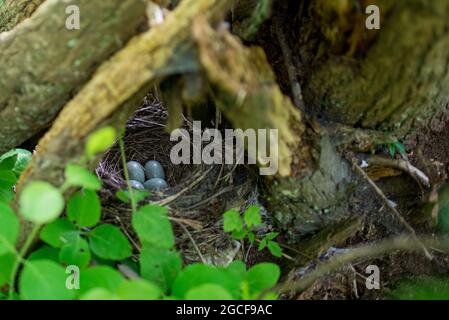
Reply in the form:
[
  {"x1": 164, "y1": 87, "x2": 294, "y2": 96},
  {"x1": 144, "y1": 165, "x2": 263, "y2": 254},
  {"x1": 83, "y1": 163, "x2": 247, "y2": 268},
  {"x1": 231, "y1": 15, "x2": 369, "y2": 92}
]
[
  {"x1": 144, "y1": 178, "x2": 168, "y2": 191},
  {"x1": 126, "y1": 161, "x2": 145, "y2": 183},
  {"x1": 128, "y1": 180, "x2": 144, "y2": 190},
  {"x1": 145, "y1": 160, "x2": 165, "y2": 180}
]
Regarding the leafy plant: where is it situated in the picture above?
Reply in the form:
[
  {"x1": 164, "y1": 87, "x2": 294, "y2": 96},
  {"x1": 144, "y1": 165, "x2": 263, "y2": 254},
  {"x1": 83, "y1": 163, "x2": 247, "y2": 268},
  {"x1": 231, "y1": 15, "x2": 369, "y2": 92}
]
[
  {"x1": 0, "y1": 127, "x2": 282, "y2": 300},
  {"x1": 390, "y1": 276, "x2": 449, "y2": 300},
  {"x1": 223, "y1": 205, "x2": 283, "y2": 258},
  {"x1": 388, "y1": 141, "x2": 406, "y2": 158},
  {"x1": 0, "y1": 148, "x2": 32, "y2": 203}
]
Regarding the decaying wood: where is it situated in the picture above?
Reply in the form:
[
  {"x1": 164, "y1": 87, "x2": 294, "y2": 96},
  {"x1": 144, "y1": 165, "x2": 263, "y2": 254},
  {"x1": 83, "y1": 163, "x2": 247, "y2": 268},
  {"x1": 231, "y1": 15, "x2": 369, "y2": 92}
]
[
  {"x1": 364, "y1": 155, "x2": 430, "y2": 187},
  {"x1": 190, "y1": 19, "x2": 356, "y2": 237},
  {"x1": 15, "y1": 0, "x2": 232, "y2": 246},
  {"x1": 193, "y1": 17, "x2": 309, "y2": 177},
  {"x1": 0, "y1": 0, "x2": 147, "y2": 154}
]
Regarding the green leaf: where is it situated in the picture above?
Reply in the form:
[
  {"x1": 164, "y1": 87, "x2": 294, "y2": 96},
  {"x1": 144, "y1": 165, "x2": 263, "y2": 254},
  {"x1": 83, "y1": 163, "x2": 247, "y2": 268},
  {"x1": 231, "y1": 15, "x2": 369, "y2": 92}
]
[
  {"x1": 65, "y1": 164, "x2": 101, "y2": 191},
  {"x1": 79, "y1": 288, "x2": 118, "y2": 300},
  {"x1": 116, "y1": 189, "x2": 150, "y2": 204},
  {"x1": 258, "y1": 238, "x2": 267, "y2": 251},
  {"x1": 85, "y1": 126, "x2": 117, "y2": 159},
  {"x1": 79, "y1": 265, "x2": 125, "y2": 295},
  {"x1": 391, "y1": 276, "x2": 449, "y2": 300},
  {"x1": 0, "y1": 170, "x2": 17, "y2": 187},
  {"x1": 0, "y1": 183, "x2": 14, "y2": 204},
  {"x1": 265, "y1": 232, "x2": 279, "y2": 241},
  {"x1": 0, "y1": 203, "x2": 19, "y2": 254},
  {"x1": 262, "y1": 292, "x2": 278, "y2": 300},
  {"x1": 267, "y1": 241, "x2": 282, "y2": 258},
  {"x1": 19, "y1": 260, "x2": 76, "y2": 300},
  {"x1": 28, "y1": 246, "x2": 60, "y2": 262},
  {"x1": 116, "y1": 279, "x2": 162, "y2": 300},
  {"x1": 19, "y1": 181, "x2": 65, "y2": 224},
  {"x1": 244, "y1": 205, "x2": 262, "y2": 228},
  {"x1": 59, "y1": 233, "x2": 91, "y2": 269},
  {"x1": 172, "y1": 264, "x2": 242, "y2": 299},
  {"x1": 0, "y1": 149, "x2": 32, "y2": 176},
  {"x1": 40, "y1": 218, "x2": 77, "y2": 248},
  {"x1": 132, "y1": 205, "x2": 174, "y2": 248},
  {"x1": 247, "y1": 231, "x2": 255, "y2": 243},
  {"x1": 245, "y1": 263, "x2": 280, "y2": 295},
  {"x1": 223, "y1": 210, "x2": 243, "y2": 233},
  {"x1": 0, "y1": 155, "x2": 17, "y2": 171},
  {"x1": 89, "y1": 224, "x2": 132, "y2": 260},
  {"x1": 90, "y1": 252, "x2": 115, "y2": 267},
  {"x1": 394, "y1": 141, "x2": 406, "y2": 155},
  {"x1": 231, "y1": 229, "x2": 247, "y2": 240},
  {"x1": 67, "y1": 190, "x2": 101, "y2": 227},
  {"x1": 388, "y1": 143, "x2": 396, "y2": 158},
  {"x1": 226, "y1": 260, "x2": 247, "y2": 281},
  {"x1": 0, "y1": 253, "x2": 16, "y2": 286},
  {"x1": 140, "y1": 245, "x2": 182, "y2": 293},
  {"x1": 185, "y1": 284, "x2": 233, "y2": 300}
]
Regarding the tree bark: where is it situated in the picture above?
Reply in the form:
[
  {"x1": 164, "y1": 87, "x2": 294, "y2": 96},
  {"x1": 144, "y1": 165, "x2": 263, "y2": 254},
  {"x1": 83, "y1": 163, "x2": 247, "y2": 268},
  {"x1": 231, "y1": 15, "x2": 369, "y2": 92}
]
[
  {"x1": 0, "y1": 0, "x2": 147, "y2": 154},
  {"x1": 253, "y1": 0, "x2": 449, "y2": 242},
  {"x1": 0, "y1": 0, "x2": 45, "y2": 32},
  {"x1": 303, "y1": 0, "x2": 449, "y2": 140}
]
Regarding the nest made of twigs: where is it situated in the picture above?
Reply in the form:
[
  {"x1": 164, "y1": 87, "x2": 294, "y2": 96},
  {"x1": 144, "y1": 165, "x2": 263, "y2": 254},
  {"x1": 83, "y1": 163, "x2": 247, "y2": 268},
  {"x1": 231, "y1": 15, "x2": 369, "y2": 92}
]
[{"x1": 96, "y1": 94, "x2": 256, "y2": 264}]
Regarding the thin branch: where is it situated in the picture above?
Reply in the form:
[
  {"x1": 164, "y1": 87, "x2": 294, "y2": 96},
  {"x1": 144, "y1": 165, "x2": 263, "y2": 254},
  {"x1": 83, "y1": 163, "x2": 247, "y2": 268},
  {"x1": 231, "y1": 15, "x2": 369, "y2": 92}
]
[
  {"x1": 366, "y1": 155, "x2": 430, "y2": 188},
  {"x1": 175, "y1": 221, "x2": 207, "y2": 264},
  {"x1": 345, "y1": 152, "x2": 433, "y2": 260},
  {"x1": 276, "y1": 235, "x2": 447, "y2": 295}
]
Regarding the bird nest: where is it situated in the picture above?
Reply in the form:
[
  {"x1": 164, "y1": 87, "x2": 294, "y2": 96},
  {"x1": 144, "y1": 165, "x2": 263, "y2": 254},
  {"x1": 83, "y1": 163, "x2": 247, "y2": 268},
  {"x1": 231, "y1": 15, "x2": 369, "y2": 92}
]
[{"x1": 96, "y1": 94, "x2": 256, "y2": 265}]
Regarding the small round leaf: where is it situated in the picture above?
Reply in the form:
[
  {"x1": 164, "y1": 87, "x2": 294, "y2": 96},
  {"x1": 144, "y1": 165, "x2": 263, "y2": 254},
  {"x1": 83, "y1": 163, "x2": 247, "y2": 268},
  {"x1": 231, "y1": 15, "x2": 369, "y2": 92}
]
[
  {"x1": 185, "y1": 284, "x2": 233, "y2": 300},
  {"x1": 79, "y1": 265, "x2": 124, "y2": 295},
  {"x1": 223, "y1": 210, "x2": 243, "y2": 233},
  {"x1": 19, "y1": 181, "x2": 64, "y2": 224},
  {"x1": 40, "y1": 218, "x2": 77, "y2": 248},
  {"x1": 116, "y1": 279, "x2": 162, "y2": 300},
  {"x1": 132, "y1": 205, "x2": 174, "y2": 248},
  {"x1": 89, "y1": 224, "x2": 131, "y2": 260},
  {"x1": 59, "y1": 233, "x2": 91, "y2": 269},
  {"x1": 245, "y1": 263, "x2": 280, "y2": 294},
  {"x1": 65, "y1": 164, "x2": 101, "y2": 191},
  {"x1": 67, "y1": 190, "x2": 101, "y2": 227},
  {"x1": 85, "y1": 127, "x2": 117, "y2": 159},
  {"x1": 19, "y1": 260, "x2": 75, "y2": 300}
]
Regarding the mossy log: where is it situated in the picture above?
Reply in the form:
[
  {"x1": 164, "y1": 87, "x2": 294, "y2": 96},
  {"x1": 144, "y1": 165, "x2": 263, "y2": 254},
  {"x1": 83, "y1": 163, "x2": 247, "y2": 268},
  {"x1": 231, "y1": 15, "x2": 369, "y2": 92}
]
[{"x1": 0, "y1": 0, "x2": 147, "y2": 154}]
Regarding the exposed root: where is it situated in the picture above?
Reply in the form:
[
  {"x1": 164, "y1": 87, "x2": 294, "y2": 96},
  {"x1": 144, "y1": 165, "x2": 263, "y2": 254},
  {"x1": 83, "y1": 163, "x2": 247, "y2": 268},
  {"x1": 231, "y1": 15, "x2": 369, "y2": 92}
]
[
  {"x1": 364, "y1": 155, "x2": 430, "y2": 188},
  {"x1": 345, "y1": 152, "x2": 433, "y2": 260},
  {"x1": 277, "y1": 235, "x2": 448, "y2": 296}
]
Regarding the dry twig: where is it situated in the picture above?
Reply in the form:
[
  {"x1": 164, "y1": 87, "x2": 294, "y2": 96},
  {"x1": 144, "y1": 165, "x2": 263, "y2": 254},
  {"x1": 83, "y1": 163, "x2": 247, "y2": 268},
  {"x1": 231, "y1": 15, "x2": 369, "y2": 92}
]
[{"x1": 345, "y1": 152, "x2": 433, "y2": 260}]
